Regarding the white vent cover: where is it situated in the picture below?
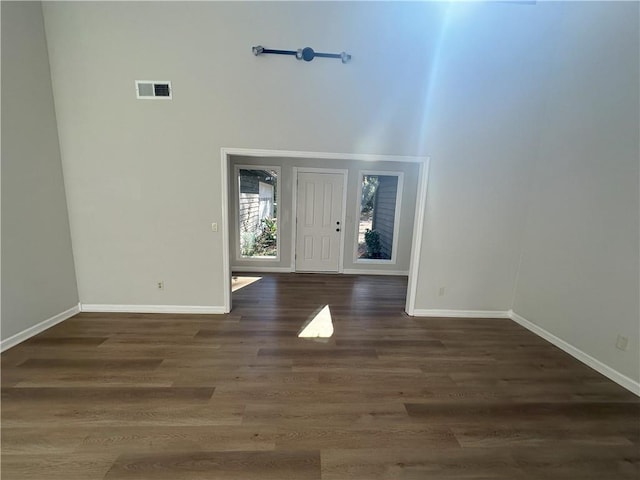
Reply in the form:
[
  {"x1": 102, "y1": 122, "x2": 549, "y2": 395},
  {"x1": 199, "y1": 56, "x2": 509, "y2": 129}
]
[{"x1": 135, "y1": 80, "x2": 172, "y2": 99}]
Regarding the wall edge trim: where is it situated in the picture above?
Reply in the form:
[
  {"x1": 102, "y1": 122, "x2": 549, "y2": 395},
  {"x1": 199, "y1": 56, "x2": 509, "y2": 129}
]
[
  {"x1": 342, "y1": 269, "x2": 409, "y2": 276},
  {"x1": 232, "y1": 266, "x2": 293, "y2": 273},
  {"x1": 412, "y1": 309, "x2": 510, "y2": 318},
  {"x1": 0, "y1": 303, "x2": 81, "y2": 352},
  {"x1": 80, "y1": 304, "x2": 227, "y2": 314},
  {"x1": 508, "y1": 310, "x2": 640, "y2": 396}
]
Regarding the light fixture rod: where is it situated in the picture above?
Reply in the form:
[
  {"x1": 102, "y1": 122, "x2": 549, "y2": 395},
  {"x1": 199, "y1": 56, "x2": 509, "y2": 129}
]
[{"x1": 252, "y1": 45, "x2": 351, "y2": 64}]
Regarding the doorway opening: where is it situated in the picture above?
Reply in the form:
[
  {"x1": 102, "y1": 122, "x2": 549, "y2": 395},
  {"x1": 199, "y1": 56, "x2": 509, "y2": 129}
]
[{"x1": 220, "y1": 148, "x2": 429, "y2": 315}]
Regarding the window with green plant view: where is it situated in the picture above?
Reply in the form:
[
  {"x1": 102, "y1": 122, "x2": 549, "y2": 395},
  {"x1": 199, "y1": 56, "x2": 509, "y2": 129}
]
[
  {"x1": 357, "y1": 173, "x2": 400, "y2": 261},
  {"x1": 237, "y1": 168, "x2": 278, "y2": 259}
]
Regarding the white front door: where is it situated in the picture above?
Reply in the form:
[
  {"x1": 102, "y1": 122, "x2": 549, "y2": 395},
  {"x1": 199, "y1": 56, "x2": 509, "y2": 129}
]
[{"x1": 295, "y1": 171, "x2": 345, "y2": 272}]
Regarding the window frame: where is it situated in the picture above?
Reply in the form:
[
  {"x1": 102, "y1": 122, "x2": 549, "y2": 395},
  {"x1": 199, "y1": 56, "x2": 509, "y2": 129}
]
[
  {"x1": 353, "y1": 170, "x2": 404, "y2": 265},
  {"x1": 234, "y1": 164, "x2": 282, "y2": 262}
]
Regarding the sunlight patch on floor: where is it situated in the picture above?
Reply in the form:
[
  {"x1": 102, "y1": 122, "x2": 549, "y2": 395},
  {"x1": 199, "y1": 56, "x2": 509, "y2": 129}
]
[
  {"x1": 298, "y1": 305, "x2": 334, "y2": 339},
  {"x1": 231, "y1": 276, "x2": 262, "y2": 292}
]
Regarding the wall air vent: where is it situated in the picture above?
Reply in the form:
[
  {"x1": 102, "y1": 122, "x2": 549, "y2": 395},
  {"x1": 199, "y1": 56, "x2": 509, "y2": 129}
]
[{"x1": 135, "y1": 80, "x2": 172, "y2": 99}]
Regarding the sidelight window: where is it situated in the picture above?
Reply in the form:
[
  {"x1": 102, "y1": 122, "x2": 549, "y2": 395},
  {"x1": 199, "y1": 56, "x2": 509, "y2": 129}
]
[
  {"x1": 236, "y1": 166, "x2": 280, "y2": 260},
  {"x1": 355, "y1": 172, "x2": 403, "y2": 263}
]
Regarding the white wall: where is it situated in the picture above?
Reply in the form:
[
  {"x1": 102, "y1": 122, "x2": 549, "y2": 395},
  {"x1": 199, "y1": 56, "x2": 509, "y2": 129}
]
[
  {"x1": 1, "y1": 1, "x2": 79, "y2": 341},
  {"x1": 229, "y1": 156, "x2": 420, "y2": 273},
  {"x1": 512, "y1": 2, "x2": 640, "y2": 383},
  {"x1": 414, "y1": 2, "x2": 553, "y2": 311},
  {"x1": 413, "y1": 1, "x2": 639, "y2": 385},
  {"x1": 40, "y1": 1, "x2": 638, "y2": 385},
  {"x1": 42, "y1": 1, "x2": 444, "y2": 307}
]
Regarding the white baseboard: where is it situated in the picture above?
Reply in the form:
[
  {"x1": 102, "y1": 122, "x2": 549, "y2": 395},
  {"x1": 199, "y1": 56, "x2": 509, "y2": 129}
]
[
  {"x1": 232, "y1": 266, "x2": 293, "y2": 273},
  {"x1": 0, "y1": 303, "x2": 81, "y2": 352},
  {"x1": 509, "y1": 310, "x2": 640, "y2": 397},
  {"x1": 232, "y1": 267, "x2": 408, "y2": 276},
  {"x1": 80, "y1": 304, "x2": 226, "y2": 314},
  {"x1": 342, "y1": 269, "x2": 409, "y2": 276},
  {"x1": 412, "y1": 309, "x2": 510, "y2": 318}
]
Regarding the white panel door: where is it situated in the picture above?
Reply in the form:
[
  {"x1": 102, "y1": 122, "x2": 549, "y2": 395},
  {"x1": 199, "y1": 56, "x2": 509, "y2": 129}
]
[{"x1": 296, "y1": 172, "x2": 344, "y2": 272}]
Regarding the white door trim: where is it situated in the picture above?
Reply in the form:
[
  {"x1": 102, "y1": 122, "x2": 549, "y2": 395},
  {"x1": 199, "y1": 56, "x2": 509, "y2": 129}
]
[
  {"x1": 220, "y1": 147, "x2": 429, "y2": 314},
  {"x1": 222, "y1": 148, "x2": 426, "y2": 164},
  {"x1": 291, "y1": 167, "x2": 298, "y2": 272},
  {"x1": 292, "y1": 167, "x2": 348, "y2": 273},
  {"x1": 404, "y1": 158, "x2": 430, "y2": 315}
]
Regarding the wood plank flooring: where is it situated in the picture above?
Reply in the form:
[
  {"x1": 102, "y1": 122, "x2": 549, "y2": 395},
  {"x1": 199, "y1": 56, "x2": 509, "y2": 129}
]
[{"x1": 2, "y1": 273, "x2": 638, "y2": 479}]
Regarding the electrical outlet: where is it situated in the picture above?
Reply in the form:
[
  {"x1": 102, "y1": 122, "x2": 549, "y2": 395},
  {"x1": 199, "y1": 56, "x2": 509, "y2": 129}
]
[
  {"x1": 438, "y1": 287, "x2": 446, "y2": 296},
  {"x1": 157, "y1": 281, "x2": 164, "y2": 290},
  {"x1": 211, "y1": 222, "x2": 218, "y2": 232},
  {"x1": 615, "y1": 335, "x2": 628, "y2": 351}
]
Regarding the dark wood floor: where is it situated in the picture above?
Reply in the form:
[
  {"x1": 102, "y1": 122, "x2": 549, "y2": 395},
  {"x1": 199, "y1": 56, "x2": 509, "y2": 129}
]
[{"x1": 2, "y1": 273, "x2": 638, "y2": 479}]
